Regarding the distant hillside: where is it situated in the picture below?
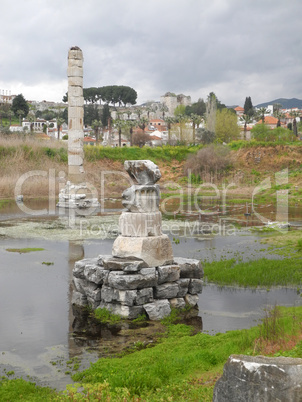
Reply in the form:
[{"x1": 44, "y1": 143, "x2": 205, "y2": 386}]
[{"x1": 256, "y1": 98, "x2": 302, "y2": 109}]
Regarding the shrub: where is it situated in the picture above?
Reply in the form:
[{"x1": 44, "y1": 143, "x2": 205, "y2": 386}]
[{"x1": 184, "y1": 144, "x2": 231, "y2": 176}]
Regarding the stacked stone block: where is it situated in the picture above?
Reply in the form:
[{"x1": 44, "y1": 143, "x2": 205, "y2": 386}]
[
  {"x1": 72, "y1": 160, "x2": 203, "y2": 320},
  {"x1": 72, "y1": 255, "x2": 203, "y2": 320}
]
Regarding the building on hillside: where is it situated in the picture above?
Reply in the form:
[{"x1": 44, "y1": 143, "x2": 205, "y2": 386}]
[
  {"x1": 256, "y1": 115, "x2": 281, "y2": 129},
  {"x1": 148, "y1": 119, "x2": 167, "y2": 132},
  {"x1": 0, "y1": 90, "x2": 15, "y2": 105},
  {"x1": 234, "y1": 106, "x2": 244, "y2": 117},
  {"x1": 9, "y1": 124, "x2": 23, "y2": 132},
  {"x1": 160, "y1": 92, "x2": 191, "y2": 116}
]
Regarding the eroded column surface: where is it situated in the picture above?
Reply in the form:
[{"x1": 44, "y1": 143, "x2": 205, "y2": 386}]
[{"x1": 68, "y1": 46, "x2": 85, "y2": 184}]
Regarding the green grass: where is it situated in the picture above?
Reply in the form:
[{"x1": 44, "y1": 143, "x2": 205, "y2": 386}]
[
  {"x1": 84, "y1": 144, "x2": 200, "y2": 163},
  {"x1": 6, "y1": 248, "x2": 44, "y2": 253},
  {"x1": 1, "y1": 306, "x2": 302, "y2": 401},
  {"x1": 203, "y1": 257, "x2": 302, "y2": 287}
]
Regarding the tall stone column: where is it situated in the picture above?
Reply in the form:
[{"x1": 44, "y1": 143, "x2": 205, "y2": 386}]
[
  {"x1": 67, "y1": 46, "x2": 85, "y2": 184},
  {"x1": 57, "y1": 47, "x2": 99, "y2": 210}
]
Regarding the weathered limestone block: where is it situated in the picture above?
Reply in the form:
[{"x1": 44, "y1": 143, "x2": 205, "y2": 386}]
[
  {"x1": 144, "y1": 299, "x2": 171, "y2": 320},
  {"x1": 101, "y1": 286, "x2": 153, "y2": 306},
  {"x1": 184, "y1": 294, "x2": 199, "y2": 307},
  {"x1": 213, "y1": 355, "x2": 302, "y2": 402},
  {"x1": 124, "y1": 160, "x2": 161, "y2": 185},
  {"x1": 108, "y1": 267, "x2": 158, "y2": 290},
  {"x1": 73, "y1": 277, "x2": 101, "y2": 301},
  {"x1": 97, "y1": 303, "x2": 144, "y2": 319},
  {"x1": 73, "y1": 258, "x2": 98, "y2": 279},
  {"x1": 72, "y1": 290, "x2": 88, "y2": 307},
  {"x1": 119, "y1": 211, "x2": 162, "y2": 237},
  {"x1": 136, "y1": 287, "x2": 154, "y2": 305},
  {"x1": 157, "y1": 265, "x2": 180, "y2": 284},
  {"x1": 154, "y1": 282, "x2": 179, "y2": 299},
  {"x1": 174, "y1": 257, "x2": 204, "y2": 279},
  {"x1": 122, "y1": 185, "x2": 160, "y2": 213},
  {"x1": 101, "y1": 286, "x2": 136, "y2": 306},
  {"x1": 112, "y1": 234, "x2": 173, "y2": 267},
  {"x1": 176, "y1": 278, "x2": 190, "y2": 297},
  {"x1": 84, "y1": 263, "x2": 109, "y2": 285},
  {"x1": 169, "y1": 297, "x2": 186, "y2": 309},
  {"x1": 98, "y1": 255, "x2": 147, "y2": 271},
  {"x1": 188, "y1": 279, "x2": 203, "y2": 294}
]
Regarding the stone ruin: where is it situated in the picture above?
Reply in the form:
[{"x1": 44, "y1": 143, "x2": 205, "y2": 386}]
[
  {"x1": 72, "y1": 160, "x2": 203, "y2": 320},
  {"x1": 57, "y1": 46, "x2": 99, "y2": 210}
]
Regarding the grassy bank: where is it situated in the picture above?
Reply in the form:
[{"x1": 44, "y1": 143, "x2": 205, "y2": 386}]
[
  {"x1": 0, "y1": 136, "x2": 301, "y2": 201},
  {"x1": 1, "y1": 306, "x2": 301, "y2": 401}
]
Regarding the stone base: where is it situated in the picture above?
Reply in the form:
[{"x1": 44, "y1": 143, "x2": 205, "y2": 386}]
[
  {"x1": 112, "y1": 234, "x2": 173, "y2": 267},
  {"x1": 72, "y1": 255, "x2": 203, "y2": 320},
  {"x1": 119, "y1": 211, "x2": 162, "y2": 237},
  {"x1": 57, "y1": 181, "x2": 100, "y2": 209}
]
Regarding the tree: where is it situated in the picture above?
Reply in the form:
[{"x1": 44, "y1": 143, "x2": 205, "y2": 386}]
[
  {"x1": 0, "y1": 108, "x2": 5, "y2": 126},
  {"x1": 114, "y1": 119, "x2": 126, "y2": 147},
  {"x1": 190, "y1": 114, "x2": 203, "y2": 144},
  {"x1": 133, "y1": 131, "x2": 150, "y2": 147},
  {"x1": 251, "y1": 124, "x2": 271, "y2": 141},
  {"x1": 273, "y1": 109, "x2": 285, "y2": 128},
  {"x1": 57, "y1": 117, "x2": 65, "y2": 140},
  {"x1": 164, "y1": 116, "x2": 175, "y2": 144},
  {"x1": 27, "y1": 112, "x2": 35, "y2": 133},
  {"x1": 215, "y1": 108, "x2": 240, "y2": 143},
  {"x1": 7, "y1": 110, "x2": 14, "y2": 126},
  {"x1": 240, "y1": 114, "x2": 253, "y2": 140},
  {"x1": 256, "y1": 107, "x2": 270, "y2": 124},
  {"x1": 243, "y1": 96, "x2": 254, "y2": 117},
  {"x1": 125, "y1": 120, "x2": 137, "y2": 146},
  {"x1": 205, "y1": 93, "x2": 217, "y2": 136},
  {"x1": 138, "y1": 117, "x2": 149, "y2": 134},
  {"x1": 92, "y1": 119, "x2": 103, "y2": 144},
  {"x1": 289, "y1": 110, "x2": 300, "y2": 137},
  {"x1": 185, "y1": 98, "x2": 206, "y2": 117},
  {"x1": 12, "y1": 94, "x2": 29, "y2": 119},
  {"x1": 16, "y1": 109, "x2": 25, "y2": 125},
  {"x1": 101, "y1": 104, "x2": 111, "y2": 128},
  {"x1": 158, "y1": 104, "x2": 168, "y2": 119}
]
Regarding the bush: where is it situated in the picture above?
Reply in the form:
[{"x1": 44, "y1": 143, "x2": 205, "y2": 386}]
[{"x1": 184, "y1": 144, "x2": 231, "y2": 176}]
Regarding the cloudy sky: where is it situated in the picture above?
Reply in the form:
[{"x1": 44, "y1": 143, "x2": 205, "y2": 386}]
[{"x1": 1, "y1": 0, "x2": 301, "y2": 106}]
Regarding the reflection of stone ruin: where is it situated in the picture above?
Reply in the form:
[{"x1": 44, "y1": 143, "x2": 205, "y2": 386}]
[
  {"x1": 72, "y1": 160, "x2": 203, "y2": 320},
  {"x1": 57, "y1": 46, "x2": 99, "y2": 209}
]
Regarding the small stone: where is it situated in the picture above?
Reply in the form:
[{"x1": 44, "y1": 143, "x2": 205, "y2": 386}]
[
  {"x1": 108, "y1": 269, "x2": 158, "y2": 290},
  {"x1": 174, "y1": 257, "x2": 203, "y2": 279},
  {"x1": 72, "y1": 290, "x2": 88, "y2": 307},
  {"x1": 188, "y1": 279, "x2": 203, "y2": 294},
  {"x1": 144, "y1": 299, "x2": 171, "y2": 320},
  {"x1": 73, "y1": 258, "x2": 98, "y2": 279},
  {"x1": 157, "y1": 265, "x2": 180, "y2": 284},
  {"x1": 98, "y1": 256, "x2": 147, "y2": 271},
  {"x1": 154, "y1": 282, "x2": 179, "y2": 299},
  {"x1": 169, "y1": 298, "x2": 186, "y2": 309},
  {"x1": 176, "y1": 278, "x2": 190, "y2": 297},
  {"x1": 97, "y1": 303, "x2": 144, "y2": 319},
  {"x1": 184, "y1": 294, "x2": 199, "y2": 307},
  {"x1": 84, "y1": 264, "x2": 109, "y2": 285}
]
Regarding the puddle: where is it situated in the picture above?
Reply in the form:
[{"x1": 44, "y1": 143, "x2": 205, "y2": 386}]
[{"x1": 0, "y1": 200, "x2": 301, "y2": 389}]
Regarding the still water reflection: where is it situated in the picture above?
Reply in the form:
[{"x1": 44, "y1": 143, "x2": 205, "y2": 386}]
[{"x1": 0, "y1": 205, "x2": 301, "y2": 389}]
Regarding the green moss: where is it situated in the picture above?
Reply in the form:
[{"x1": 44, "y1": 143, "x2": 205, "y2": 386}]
[{"x1": 6, "y1": 248, "x2": 44, "y2": 253}]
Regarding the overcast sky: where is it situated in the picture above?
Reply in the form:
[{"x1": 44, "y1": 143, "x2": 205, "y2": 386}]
[{"x1": 1, "y1": 0, "x2": 301, "y2": 106}]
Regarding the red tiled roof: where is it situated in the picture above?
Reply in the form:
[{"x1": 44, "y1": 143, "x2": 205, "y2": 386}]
[
  {"x1": 257, "y1": 116, "x2": 278, "y2": 124},
  {"x1": 234, "y1": 106, "x2": 244, "y2": 111}
]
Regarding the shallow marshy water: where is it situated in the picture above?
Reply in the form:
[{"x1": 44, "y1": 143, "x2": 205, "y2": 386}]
[{"x1": 0, "y1": 199, "x2": 302, "y2": 389}]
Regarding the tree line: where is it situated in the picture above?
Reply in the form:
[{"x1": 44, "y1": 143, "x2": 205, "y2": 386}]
[{"x1": 62, "y1": 85, "x2": 137, "y2": 107}]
